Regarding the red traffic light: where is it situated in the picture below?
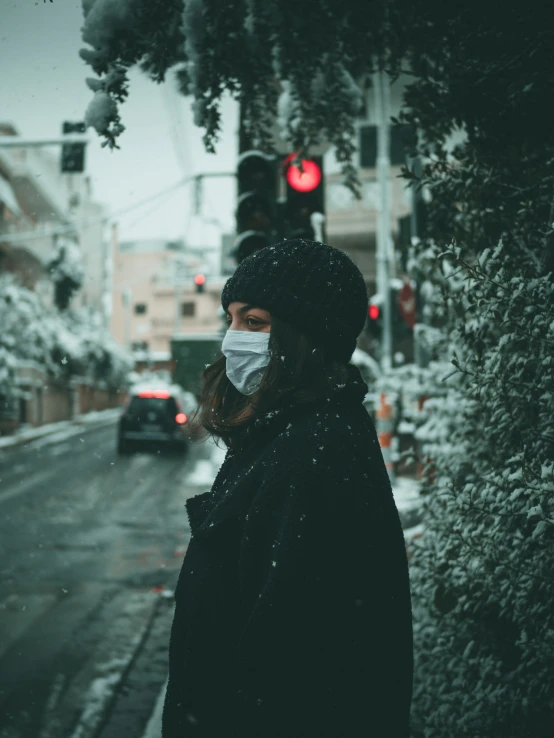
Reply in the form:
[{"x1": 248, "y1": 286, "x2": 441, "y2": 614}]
[
  {"x1": 368, "y1": 304, "x2": 380, "y2": 320},
  {"x1": 284, "y1": 154, "x2": 322, "y2": 193},
  {"x1": 194, "y1": 274, "x2": 206, "y2": 286}
]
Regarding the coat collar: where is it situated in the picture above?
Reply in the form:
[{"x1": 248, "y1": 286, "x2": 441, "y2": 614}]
[
  {"x1": 185, "y1": 364, "x2": 368, "y2": 536},
  {"x1": 232, "y1": 363, "x2": 368, "y2": 452}
]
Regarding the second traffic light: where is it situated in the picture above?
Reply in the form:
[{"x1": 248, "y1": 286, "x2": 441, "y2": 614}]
[
  {"x1": 367, "y1": 282, "x2": 416, "y2": 349},
  {"x1": 194, "y1": 274, "x2": 206, "y2": 293},
  {"x1": 367, "y1": 301, "x2": 383, "y2": 339},
  {"x1": 61, "y1": 121, "x2": 86, "y2": 173},
  {"x1": 234, "y1": 150, "x2": 279, "y2": 263},
  {"x1": 282, "y1": 153, "x2": 325, "y2": 241}
]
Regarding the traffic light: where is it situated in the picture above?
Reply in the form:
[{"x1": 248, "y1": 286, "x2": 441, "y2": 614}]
[
  {"x1": 367, "y1": 299, "x2": 383, "y2": 339},
  {"x1": 234, "y1": 150, "x2": 278, "y2": 263},
  {"x1": 367, "y1": 283, "x2": 415, "y2": 349},
  {"x1": 194, "y1": 274, "x2": 206, "y2": 293},
  {"x1": 282, "y1": 153, "x2": 325, "y2": 241},
  {"x1": 396, "y1": 279, "x2": 416, "y2": 333},
  {"x1": 61, "y1": 121, "x2": 86, "y2": 173}
]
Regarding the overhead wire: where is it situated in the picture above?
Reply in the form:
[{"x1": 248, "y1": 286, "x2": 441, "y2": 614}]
[
  {"x1": 4, "y1": 175, "x2": 195, "y2": 244},
  {"x1": 125, "y1": 183, "x2": 185, "y2": 232}
]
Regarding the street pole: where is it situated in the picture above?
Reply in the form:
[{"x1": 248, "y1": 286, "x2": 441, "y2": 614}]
[
  {"x1": 123, "y1": 287, "x2": 132, "y2": 350},
  {"x1": 373, "y1": 69, "x2": 393, "y2": 373},
  {"x1": 411, "y1": 178, "x2": 423, "y2": 368},
  {"x1": 174, "y1": 265, "x2": 181, "y2": 337}
]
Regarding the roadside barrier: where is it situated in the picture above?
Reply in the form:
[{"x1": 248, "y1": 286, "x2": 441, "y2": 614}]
[{"x1": 376, "y1": 392, "x2": 395, "y2": 483}]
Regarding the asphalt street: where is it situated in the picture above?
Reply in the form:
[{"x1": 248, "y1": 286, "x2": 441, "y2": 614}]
[{"x1": 0, "y1": 420, "x2": 213, "y2": 738}]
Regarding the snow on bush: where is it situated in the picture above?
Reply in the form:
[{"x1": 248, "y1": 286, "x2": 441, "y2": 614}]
[
  {"x1": 409, "y1": 243, "x2": 554, "y2": 737},
  {"x1": 51, "y1": 309, "x2": 133, "y2": 390},
  {"x1": 0, "y1": 273, "x2": 56, "y2": 389},
  {"x1": 48, "y1": 237, "x2": 85, "y2": 311},
  {"x1": 0, "y1": 274, "x2": 132, "y2": 397},
  {"x1": 85, "y1": 90, "x2": 119, "y2": 136}
]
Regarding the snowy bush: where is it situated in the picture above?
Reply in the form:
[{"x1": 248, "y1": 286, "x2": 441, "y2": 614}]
[
  {"x1": 0, "y1": 274, "x2": 132, "y2": 396},
  {"x1": 50, "y1": 310, "x2": 133, "y2": 390},
  {"x1": 0, "y1": 273, "x2": 55, "y2": 393},
  {"x1": 408, "y1": 243, "x2": 554, "y2": 737},
  {"x1": 48, "y1": 237, "x2": 85, "y2": 311}
]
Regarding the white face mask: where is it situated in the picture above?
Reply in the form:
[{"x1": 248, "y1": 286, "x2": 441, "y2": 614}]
[{"x1": 221, "y1": 330, "x2": 271, "y2": 396}]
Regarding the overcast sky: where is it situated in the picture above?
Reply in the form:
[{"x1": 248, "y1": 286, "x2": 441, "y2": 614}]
[{"x1": 1, "y1": 0, "x2": 238, "y2": 245}]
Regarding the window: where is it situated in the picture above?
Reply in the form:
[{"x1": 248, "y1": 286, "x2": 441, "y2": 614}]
[
  {"x1": 134, "y1": 303, "x2": 147, "y2": 315},
  {"x1": 359, "y1": 123, "x2": 416, "y2": 168},
  {"x1": 181, "y1": 301, "x2": 195, "y2": 317},
  {"x1": 128, "y1": 396, "x2": 178, "y2": 418},
  {"x1": 360, "y1": 125, "x2": 377, "y2": 169},
  {"x1": 390, "y1": 124, "x2": 416, "y2": 166},
  {"x1": 131, "y1": 341, "x2": 149, "y2": 351}
]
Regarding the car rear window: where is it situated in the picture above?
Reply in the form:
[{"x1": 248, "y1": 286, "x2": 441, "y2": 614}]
[{"x1": 128, "y1": 396, "x2": 178, "y2": 416}]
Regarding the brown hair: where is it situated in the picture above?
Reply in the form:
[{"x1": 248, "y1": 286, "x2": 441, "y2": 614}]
[{"x1": 187, "y1": 315, "x2": 350, "y2": 449}]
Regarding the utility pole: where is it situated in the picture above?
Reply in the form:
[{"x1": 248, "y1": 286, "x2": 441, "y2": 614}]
[
  {"x1": 174, "y1": 265, "x2": 182, "y2": 336},
  {"x1": 123, "y1": 287, "x2": 132, "y2": 350},
  {"x1": 373, "y1": 69, "x2": 394, "y2": 373},
  {"x1": 410, "y1": 164, "x2": 423, "y2": 369}
]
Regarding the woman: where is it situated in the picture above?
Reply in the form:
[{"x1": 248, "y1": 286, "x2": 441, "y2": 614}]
[{"x1": 162, "y1": 239, "x2": 413, "y2": 738}]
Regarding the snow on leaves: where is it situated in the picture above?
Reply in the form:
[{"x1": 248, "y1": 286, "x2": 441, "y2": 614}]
[
  {"x1": 0, "y1": 273, "x2": 132, "y2": 398},
  {"x1": 80, "y1": 1, "x2": 381, "y2": 189},
  {"x1": 406, "y1": 239, "x2": 554, "y2": 736}
]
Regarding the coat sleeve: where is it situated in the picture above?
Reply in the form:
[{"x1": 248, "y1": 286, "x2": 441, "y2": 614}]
[{"x1": 233, "y1": 441, "x2": 413, "y2": 738}]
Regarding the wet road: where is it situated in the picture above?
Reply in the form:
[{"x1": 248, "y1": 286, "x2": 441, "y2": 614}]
[{"x1": 0, "y1": 420, "x2": 214, "y2": 738}]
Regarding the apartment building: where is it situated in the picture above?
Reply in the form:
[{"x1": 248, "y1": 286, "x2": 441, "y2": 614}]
[
  {"x1": 323, "y1": 75, "x2": 415, "y2": 297},
  {"x1": 110, "y1": 238, "x2": 224, "y2": 365},
  {"x1": 0, "y1": 122, "x2": 107, "y2": 314}
]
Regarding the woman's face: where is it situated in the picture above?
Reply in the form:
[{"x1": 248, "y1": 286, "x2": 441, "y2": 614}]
[{"x1": 226, "y1": 302, "x2": 271, "y2": 333}]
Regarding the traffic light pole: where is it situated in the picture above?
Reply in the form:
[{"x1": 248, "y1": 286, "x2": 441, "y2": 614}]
[{"x1": 373, "y1": 69, "x2": 393, "y2": 373}]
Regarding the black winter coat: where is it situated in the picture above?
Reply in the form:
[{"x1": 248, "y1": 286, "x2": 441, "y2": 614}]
[{"x1": 162, "y1": 366, "x2": 413, "y2": 737}]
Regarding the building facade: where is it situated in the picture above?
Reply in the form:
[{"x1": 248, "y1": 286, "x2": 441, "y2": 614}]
[
  {"x1": 0, "y1": 123, "x2": 108, "y2": 315},
  {"x1": 323, "y1": 75, "x2": 414, "y2": 298},
  {"x1": 110, "y1": 238, "x2": 224, "y2": 364}
]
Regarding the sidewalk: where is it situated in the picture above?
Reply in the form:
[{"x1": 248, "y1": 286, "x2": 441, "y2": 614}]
[
  {"x1": 140, "y1": 680, "x2": 167, "y2": 738},
  {"x1": 0, "y1": 407, "x2": 122, "y2": 452}
]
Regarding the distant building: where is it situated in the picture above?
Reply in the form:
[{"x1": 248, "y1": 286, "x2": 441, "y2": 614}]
[
  {"x1": 110, "y1": 237, "x2": 224, "y2": 366},
  {"x1": 220, "y1": 233, "x2": 236, "y2": 276},
  {"x1": 321, "y1": 77, "x2": 416, "y2": 357},
  {"x1": 323, "y1": 76, "x2": 414, "y2": 298}
]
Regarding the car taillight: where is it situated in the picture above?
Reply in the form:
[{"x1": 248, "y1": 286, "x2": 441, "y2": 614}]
[{"x1": 175, "y1": 413, "x2": 187, "y2": 424}]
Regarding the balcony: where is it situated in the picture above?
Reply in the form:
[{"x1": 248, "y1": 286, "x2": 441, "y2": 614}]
[{"x1": 0, "y1": 140, "x2": 69, "y2": 224}]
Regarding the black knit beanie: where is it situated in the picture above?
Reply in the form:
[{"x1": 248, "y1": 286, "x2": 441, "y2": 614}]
[{"x1": 221, "y1": 239, "x2": 368, "y2": 364}]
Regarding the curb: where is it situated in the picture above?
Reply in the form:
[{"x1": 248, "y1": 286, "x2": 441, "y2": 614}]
[
  {"x1": 0, "y1": 408, "x2": 122, "y2": 453},
  {"x1": 139, "y1": 679, "x2": 167, "y2": 738}
]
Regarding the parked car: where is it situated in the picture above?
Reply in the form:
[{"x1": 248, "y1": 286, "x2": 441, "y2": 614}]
[{"x1": 117, "y1": 386, "x2": 191, "y2": 454}]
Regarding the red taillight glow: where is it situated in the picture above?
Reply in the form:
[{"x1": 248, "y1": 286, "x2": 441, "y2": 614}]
[
  {"x1": 368, "y1": 304, "x2": 380, "y2": 320},
  {"x1": 175, "y1": 413, "x2": 187, "y2": 424},
  {"x1": 138, "y1": 390, "x2": 171, "y2": 399}
]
